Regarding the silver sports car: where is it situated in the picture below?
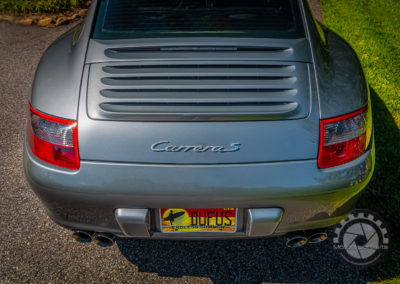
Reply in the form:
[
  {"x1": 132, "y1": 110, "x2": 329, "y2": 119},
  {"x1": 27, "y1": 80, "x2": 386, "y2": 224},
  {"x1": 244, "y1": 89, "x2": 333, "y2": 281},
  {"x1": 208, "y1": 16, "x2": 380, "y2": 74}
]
[{"x1": 24, "y1": 0, "x2": 374, "y2": 247}]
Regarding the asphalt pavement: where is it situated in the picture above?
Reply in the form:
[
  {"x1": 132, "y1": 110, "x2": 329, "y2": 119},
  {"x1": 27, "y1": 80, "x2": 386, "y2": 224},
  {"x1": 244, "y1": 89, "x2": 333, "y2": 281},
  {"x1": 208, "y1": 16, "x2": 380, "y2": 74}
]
[{"x1": 0, "y1": 20, "x2": 371, "y2": 284}]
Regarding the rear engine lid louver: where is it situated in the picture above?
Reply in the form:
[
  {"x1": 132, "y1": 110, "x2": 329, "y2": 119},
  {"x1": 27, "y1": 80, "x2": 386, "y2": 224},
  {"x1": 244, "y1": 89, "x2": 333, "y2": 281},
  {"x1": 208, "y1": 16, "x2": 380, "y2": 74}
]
[{"x1": 87, "y1": 61, "x2": 311, "y2": 122}]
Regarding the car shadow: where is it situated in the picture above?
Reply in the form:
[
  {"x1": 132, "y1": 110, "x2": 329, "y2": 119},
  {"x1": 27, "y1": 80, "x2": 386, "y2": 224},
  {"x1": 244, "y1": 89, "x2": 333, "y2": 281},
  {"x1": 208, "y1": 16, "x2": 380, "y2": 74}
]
[
  {"x1": 117, "y1": 231, "x2": 370, "y2": 283},
  {"x1": 357, "y1": 87, "x2": 400, "y2": 281},
  {"x1": 116, "y1": 87, "x2": 398, "y2": 284}
]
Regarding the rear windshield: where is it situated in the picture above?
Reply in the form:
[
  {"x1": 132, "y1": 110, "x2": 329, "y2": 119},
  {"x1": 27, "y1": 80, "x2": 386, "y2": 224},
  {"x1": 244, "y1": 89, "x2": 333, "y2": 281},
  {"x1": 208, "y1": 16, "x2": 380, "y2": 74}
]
[{"x1": 93, "y1": 0, "x2": 305, "y2": 39}]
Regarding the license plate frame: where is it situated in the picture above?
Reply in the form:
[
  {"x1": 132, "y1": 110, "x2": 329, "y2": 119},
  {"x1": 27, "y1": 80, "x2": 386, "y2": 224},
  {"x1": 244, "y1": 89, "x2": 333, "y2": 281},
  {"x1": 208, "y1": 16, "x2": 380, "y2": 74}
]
[{"x1": 160, "y1": 208, "x2": 238, "y2": 233}]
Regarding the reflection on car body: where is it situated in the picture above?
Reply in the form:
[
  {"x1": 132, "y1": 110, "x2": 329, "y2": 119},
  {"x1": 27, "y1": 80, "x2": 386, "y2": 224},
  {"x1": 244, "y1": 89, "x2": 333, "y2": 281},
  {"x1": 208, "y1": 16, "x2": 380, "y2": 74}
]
[{"x1": 24, "y1": 0, "x2": 374, "y2": 248}]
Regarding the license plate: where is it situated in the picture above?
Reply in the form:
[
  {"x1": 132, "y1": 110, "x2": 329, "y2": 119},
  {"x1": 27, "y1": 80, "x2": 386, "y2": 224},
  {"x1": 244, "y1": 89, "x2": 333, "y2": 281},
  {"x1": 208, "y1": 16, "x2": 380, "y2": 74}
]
[{"x1": 160, "y1": 208, "x2": 237, "y2": 233}]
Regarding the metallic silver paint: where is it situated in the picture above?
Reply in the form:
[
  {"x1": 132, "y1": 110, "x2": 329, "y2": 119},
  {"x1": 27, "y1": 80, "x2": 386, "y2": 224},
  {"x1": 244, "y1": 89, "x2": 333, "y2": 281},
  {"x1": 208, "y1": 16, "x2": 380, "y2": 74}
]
[
  {"x1": 86, "y1": 37, "x2": 312, "y2": 64},
  {"x1": 299, "y1": 0, "x2": 368, "y2": 118},
  {"x1": 246, "y1": 208, "x2": 283, "y2": 237},
  {"x1": 77, "y1": 64, "x2": 320, "y2": 164},
  {"x1": 88, "y1": 60, "x2": 309, "y2": 122},
  {"x1": 30, "y1": 1, "x2": 98, "y2": 120},
  {"x1": 115, "y1": 209, "x2": 150, "y2": 237},
  {"x1": 24, "y1": 0, "x2": 375, "y2": 239},
  {"x1": 24, "y1": 138, "x2": 374, "y2": 238}
]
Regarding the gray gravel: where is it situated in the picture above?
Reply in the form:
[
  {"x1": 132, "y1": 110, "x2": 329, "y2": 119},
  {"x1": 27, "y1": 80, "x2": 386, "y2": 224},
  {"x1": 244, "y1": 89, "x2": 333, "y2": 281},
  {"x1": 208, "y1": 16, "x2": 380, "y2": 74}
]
[{"x1": 0, "y1": 20, "x2": 370, "y2": 284}]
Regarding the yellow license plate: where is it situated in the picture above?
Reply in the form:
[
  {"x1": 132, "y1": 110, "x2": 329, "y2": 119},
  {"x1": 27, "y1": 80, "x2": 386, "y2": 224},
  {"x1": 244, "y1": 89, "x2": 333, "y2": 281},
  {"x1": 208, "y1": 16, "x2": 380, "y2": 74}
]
[{"x1": 160, "y1": 208, "x2": 237, "y2": 233}]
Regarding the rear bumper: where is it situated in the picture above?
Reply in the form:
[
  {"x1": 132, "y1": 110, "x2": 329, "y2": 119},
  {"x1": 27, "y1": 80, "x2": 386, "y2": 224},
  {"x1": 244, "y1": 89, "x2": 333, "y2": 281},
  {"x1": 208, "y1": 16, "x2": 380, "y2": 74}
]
[{"x1": 23, "y1": 141, "x2": 374, "y2": 239}]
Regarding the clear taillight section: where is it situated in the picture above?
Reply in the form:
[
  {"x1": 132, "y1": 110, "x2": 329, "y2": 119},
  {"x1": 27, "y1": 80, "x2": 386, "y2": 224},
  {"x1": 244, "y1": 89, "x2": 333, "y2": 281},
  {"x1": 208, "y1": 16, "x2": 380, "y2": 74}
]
[
  {"x1": 318, "y1": 105, "x2": 372, "y2": 169},
  {"x1": 27, "y1": 104, "x2": 80, "y2": 170}
]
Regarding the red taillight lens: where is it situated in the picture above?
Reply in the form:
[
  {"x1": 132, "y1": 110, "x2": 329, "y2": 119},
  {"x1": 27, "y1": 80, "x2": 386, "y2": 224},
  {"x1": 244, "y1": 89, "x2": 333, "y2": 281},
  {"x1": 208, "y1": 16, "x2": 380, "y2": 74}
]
[
  {"x1": 318, "y1": 105, "x2": 372, "y2": 169},
  {"x1": 27, "y1": 104, "x2": 80, "y2": 170}
]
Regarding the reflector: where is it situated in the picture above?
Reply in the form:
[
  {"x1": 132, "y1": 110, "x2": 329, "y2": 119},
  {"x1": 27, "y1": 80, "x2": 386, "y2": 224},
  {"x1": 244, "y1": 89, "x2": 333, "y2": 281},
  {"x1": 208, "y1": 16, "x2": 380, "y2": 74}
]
[
  {"x1": 318, "y1": 105, "x2": 371, "y2": 168},
  {"x1": 27, "y1": 104, "x2": 80, "y2": 169}
]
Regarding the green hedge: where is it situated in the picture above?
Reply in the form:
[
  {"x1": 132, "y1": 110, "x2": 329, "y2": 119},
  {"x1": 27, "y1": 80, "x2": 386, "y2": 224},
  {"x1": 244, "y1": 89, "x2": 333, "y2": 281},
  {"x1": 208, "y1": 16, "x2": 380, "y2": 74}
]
[{"x1": 0, "y1": 0, "x2": 85, "y2": 13}]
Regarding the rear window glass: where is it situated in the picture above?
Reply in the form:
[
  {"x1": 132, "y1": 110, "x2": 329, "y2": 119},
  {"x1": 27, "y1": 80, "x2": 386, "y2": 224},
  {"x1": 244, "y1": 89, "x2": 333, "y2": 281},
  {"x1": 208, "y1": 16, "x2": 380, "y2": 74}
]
[{"x1": 93, "y1": 0, "x2": 305, "y2": 39}]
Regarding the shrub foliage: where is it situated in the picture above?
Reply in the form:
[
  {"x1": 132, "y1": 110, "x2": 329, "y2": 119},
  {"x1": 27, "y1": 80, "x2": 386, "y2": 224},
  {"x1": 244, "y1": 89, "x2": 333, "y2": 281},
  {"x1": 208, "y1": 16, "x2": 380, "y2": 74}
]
[{"x1": 0, "y1": 0, "x2": 85, "y2": 13}]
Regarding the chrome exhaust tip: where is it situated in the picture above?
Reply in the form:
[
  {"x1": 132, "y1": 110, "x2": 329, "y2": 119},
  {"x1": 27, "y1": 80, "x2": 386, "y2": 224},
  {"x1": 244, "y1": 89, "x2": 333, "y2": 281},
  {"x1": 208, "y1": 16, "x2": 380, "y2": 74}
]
[
  {"x1": 93, "y1": 233, "x2": 115, "y2": 247},
  {"x1": 286, "y1": 229, "x2": 328, "y2": 248},
  {"x1": 286, "y1": 235, "x2": 308, "y2": 248},
  {"x1": 307, "y1": 231, "x2": 328, "y2": 244},
  {"x1": 72, "y1": 230, "x2": 93, "y2": 243}
]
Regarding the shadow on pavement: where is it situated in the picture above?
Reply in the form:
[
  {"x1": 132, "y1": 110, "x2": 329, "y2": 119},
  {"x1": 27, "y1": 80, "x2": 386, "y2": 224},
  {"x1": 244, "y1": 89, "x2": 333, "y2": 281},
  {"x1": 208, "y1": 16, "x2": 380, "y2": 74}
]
[
  {"x1": 117, "y1": 87, "x2": 398, "y2": 284},
  {"x1": 117, "y1": 233, "x2": 369, "y2": 283},
  {"x1": 358, "y1": 88, "x2": 400, "y2": 281}
]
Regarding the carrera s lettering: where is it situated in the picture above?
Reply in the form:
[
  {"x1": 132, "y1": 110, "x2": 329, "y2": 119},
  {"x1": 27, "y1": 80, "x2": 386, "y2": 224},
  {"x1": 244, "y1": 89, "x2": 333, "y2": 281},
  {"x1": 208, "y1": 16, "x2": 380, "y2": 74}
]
[{"x1": 151, "y1": 141, "x2": 241, "y2": 153}]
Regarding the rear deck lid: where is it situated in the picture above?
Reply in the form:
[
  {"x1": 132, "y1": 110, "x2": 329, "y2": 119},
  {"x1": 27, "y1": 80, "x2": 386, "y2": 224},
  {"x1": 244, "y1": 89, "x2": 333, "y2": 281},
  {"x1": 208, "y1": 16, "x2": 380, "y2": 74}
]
[
  {"x1": 79, "y1": 56, "x2": 318, "y2": 164},
  {"x1": 79, "y1": 0, "x2": 319, "y2": 164}
]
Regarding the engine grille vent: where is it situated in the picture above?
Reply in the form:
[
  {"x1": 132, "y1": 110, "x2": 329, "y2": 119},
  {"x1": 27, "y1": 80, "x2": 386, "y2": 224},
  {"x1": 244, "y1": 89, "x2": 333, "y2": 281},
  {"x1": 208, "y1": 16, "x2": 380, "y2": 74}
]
[{"x1": 87, "y1": 61, "x2": 310, "y2": 121}]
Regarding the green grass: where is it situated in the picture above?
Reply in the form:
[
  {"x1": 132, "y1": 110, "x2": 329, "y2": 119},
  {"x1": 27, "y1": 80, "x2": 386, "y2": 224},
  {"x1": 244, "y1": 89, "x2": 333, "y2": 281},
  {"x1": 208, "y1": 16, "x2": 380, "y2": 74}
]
[
  {"x1": 322, "y1": 0, "x2": 400, "y2": 282},
  {"x1": 0, "y1": 0, "x2": 85, "y2": 13}
]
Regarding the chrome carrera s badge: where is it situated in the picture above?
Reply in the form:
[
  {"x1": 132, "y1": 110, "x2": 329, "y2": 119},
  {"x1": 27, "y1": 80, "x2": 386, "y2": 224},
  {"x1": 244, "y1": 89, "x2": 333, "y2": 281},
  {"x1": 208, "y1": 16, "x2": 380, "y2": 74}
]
[{"x1": 151, "y1": 141, "x2": 241, "y2": 153}]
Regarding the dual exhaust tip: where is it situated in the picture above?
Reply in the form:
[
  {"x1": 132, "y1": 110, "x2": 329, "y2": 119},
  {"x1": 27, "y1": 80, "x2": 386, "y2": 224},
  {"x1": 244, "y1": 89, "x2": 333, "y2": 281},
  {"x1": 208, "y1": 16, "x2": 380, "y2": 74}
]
[
  {"x1": 286, "y1": 230, "x2": 328, "y2": 248},
  {"x1": 72, "y1": 231, "x2": 115, "y2": 247}
]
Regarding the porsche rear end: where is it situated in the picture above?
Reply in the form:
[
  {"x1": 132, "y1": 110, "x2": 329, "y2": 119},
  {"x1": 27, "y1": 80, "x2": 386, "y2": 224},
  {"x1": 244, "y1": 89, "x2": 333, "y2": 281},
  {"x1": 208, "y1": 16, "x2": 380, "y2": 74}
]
[{"x1": 24, "y1": 0, "x2": 374, "y2": 242}]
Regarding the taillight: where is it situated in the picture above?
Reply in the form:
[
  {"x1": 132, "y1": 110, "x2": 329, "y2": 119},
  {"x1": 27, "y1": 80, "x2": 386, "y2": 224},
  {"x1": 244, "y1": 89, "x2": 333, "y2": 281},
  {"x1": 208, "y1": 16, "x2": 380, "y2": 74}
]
[
  {"x1": 318, "y1": 105, "x2": 372, "y2": 169},
  {"x1": 27, "y1": 104, "x2": 80, "y2": 170}
]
